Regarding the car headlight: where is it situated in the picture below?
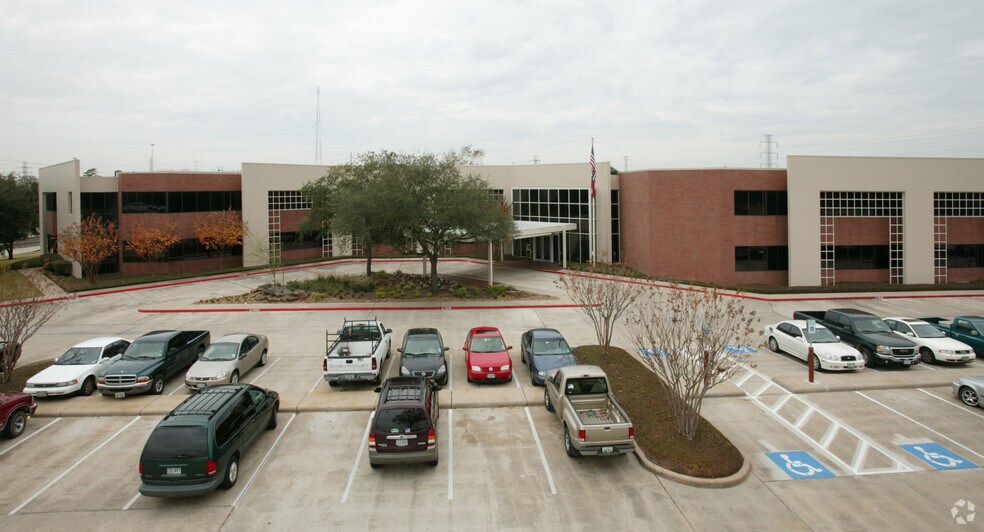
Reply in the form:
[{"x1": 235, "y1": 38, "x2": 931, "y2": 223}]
[
  {"x1": 186, "y1": 371, "x2": 193, "y2": 379},
  {"x1": 537, "y1": 371, "x2": 545, "y2": 376},
  {"x1": 437, "y1": 365, "x2": 446, "y2": 374},
  {"x1": 876, "y1": 345, "x2": 892, "y2": 355},
  {"x1": 500, "y1": 365, "x2": 510, "y2": 371},
  {"x1": 400, "y1": 367, "x2": 410, "y2": 376},
  {"x1": 470, "y1": 365, "x2": 481, "y2": 372},
  {"x1": 54, "y1": 379, "x2": 79, "y2": 387},
  {"x1": 216, "y1": 371, "x2": 227, "y2": 379}
]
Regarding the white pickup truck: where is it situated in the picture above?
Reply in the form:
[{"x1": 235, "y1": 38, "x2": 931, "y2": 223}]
[{"x1": 323, "y1": 320, "x2": 393, "y2": 386}]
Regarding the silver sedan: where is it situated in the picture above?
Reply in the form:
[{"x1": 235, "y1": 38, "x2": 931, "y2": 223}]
[
  {"x1": 185, "y1": 333, "x2": 268, "y2": 390},
  {"x1": 953, "y1": 376, "x2": 984, "y2": 408}
]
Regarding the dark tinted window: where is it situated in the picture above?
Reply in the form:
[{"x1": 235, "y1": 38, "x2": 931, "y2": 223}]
[
  {"x1": 735, "y1": 246, "x2": 788, "y2": 271},
  {"x1": 834, "y1": 246, "x2": 890, "y2": 270},
  {"x1": 565, "y1": 377, "x2": 608, "y2": 395},
  {"x1": 375, "y1": 408, "x2": 429, "y2": 433},
  {"x1": 144, "y1": 426, "x2": 208, "y2": 459},
  {"x1": 947, "y1": 244, "x2": 984, "y2": 268},
  {"x1": 735, "y1": 190, "x2": 787, "y2": 216}
]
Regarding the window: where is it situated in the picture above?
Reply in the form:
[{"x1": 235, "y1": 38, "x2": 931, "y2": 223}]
[
  {"x1": 121, "y1": 191, "x2": 241, "y2": 213},
  {"x1": 735, "y1": 246, "x2": 788, "y2": 271},
  {"x1": 934, "y1": 192, "x2": 984, "y2": 217},
  {"x1": 68, "y1": 191, "x2": 72, "y2": 213},
  {"x1": 144, "y1": 427, "x2": 208, "y2": 459},
  {"x1": 511, "y1": 186, "x2": 593, "y2": 262},
  {"x1": 947, "y1": 244, "x2": 984, "y2": 268},
  {"x1": 44, "y1": 192, "x2": 57, "y2": 211},
  {"x1": 734, "y1": 191, "x2": 787, "y2": 216},
  {"x1": 834, "y1": 246, "x2": 890, "y2": 270},
  {"x1": 280, "y1": 231, "x2": 321, "y2": 251}
]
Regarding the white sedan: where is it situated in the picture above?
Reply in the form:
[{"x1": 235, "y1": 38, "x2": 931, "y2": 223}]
[
  {"x1": 884, "y1": 317, "x2": 976, "y2": 364},
  {"x1": 765, "y1": 320, "x2": 864, "y2": 371},
  {"x1": 24, "y1": 337, "x2": 131, "y2": 397}
]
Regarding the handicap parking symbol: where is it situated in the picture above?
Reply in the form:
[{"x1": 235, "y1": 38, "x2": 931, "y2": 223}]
[
  {"x1": 765, "y1": 451, "x2": 835, "y2": 480},
  {"x1": 900, "y1": 443, "x2": 977, "y2": 470}
]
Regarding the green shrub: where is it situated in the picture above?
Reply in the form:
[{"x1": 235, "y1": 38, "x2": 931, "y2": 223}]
[
  {"x1": 375, "y1": 288, "x2": 387, "y2": 298},
  {"x1": 452, "y1": 287, "x2": 468, "y2": 298},
  {"x1": 49, "y1": 260, "x2": 72, "y2": 276}
]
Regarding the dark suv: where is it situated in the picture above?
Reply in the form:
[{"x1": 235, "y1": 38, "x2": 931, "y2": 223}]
[
  {"x1": 368, "y1": 377, "x2": 440, "y2": 468},
  {"x1": 398, "y1": 328, "x2": 449, "y2": 385},
  {"x1": 138, "y1": 384, "x2": 279, "y2": 497}
]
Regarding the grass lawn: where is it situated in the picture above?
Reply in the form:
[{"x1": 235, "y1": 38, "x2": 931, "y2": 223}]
[
  {"x1": 574, "y1": 345, "x2": 744, "y2": 478},
  {"x1": 0, "y1": 270, "x2": 42, "y2": 299},
  {"x1": 0, "y1": 359, "x2": 52, "y2": 393},
  {"x1": 0, "y1": 251, "x2": 41, "y2": 269}
]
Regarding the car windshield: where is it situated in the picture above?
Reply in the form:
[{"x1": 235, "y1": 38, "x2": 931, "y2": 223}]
[
  {"x1": 142, "y1": 426, "x2": 208, "y2": 459},
  {"x1": 804, "y1": 328, "x2": 839, "y2": 343},
  {"x1": 122, "y1": 342, "x2": 165, "y2": 360},
  {"x1": 533, "y1": 338, "x2": 571, "y2": 355},
  {"x1": 375, "y1": 408, "x2": 429, "y2": 433},
  {"x1": 911, "y1": 324, "x2": 946, "y2": 338},
  {"x1": 403, "y1": 336, "x2": 443, "y2": 356},
  {"x1": 200, "y1": 343, "x2": 239, "y2": 361},
  {"x1": 854, "y1": 318, "x2": 891, "y2": 334},
  {"x1": 55, "y1": 347, "x2": 103, "y2": 365},
  {"x1": 469, "y1": 335, "x2": 506, "y2": 353}
]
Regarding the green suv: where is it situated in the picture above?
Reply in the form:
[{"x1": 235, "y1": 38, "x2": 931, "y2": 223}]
[{"x1": 138, "y1": 384, "x2": 279, "y2": 497}]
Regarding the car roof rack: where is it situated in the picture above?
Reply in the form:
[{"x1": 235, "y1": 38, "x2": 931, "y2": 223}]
[
  {"x1": 383, "y1": 383, "x2": 423, "y2": 403},
  {"x1": 169, "y1": 387, "x2": 240, "y2": 419}
]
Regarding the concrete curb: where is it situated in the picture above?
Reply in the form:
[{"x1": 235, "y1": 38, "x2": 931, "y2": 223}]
[{"x1": 633, "y1": 442, "x2": 751, "y2": 489}]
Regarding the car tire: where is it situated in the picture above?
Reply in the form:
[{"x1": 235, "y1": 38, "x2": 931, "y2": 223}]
[
  {"x1": 768, "y1": 336, "x2": 781, "y2": 353},
  {"x1": 564, "y1": 427, "x2": 579, "y2": 457},
  {"x1": 369, "y1": 462, "x2": 381, "y2": 469},
  {"x1": 80, "y1": 376, "x2": 96, "y2": 396},
  {"x1": 812, "y1": 353, "x2": 822, "y2": 372},
  {"x1": 258, "y1": 350, "x2": 268, "y2": 367},
  {"x1": 266, "y1": 403, "x2": 279, "y2": 430},
  {"x1": 151, "y1": 375, "x2": 165, "y2": 395},
  {"x1": 544, "y1": 389, "x2": 554, "y2": 412},
  {"x1": 860, "y1": 346, "x2": 875, "y2": 368},
  {"x1": 373, "y1": 374, "x2": 382, "y2": 385},
  {"x1": 221, "y1": 455, "x2": 239, "y2": 489},
  {"x1": 531, "y1": 371, "x2": 537, "y2": 386},
  {"x1": 3, "y1": 410, "x2": 28, "y2": 439},
  {"x1": 959, "y1": 386, "x2": 980, "y2": 407},
  {"x1": 428, "y1": 456, "x2": 439, "y2": 467},
  {"x1": 920, "y1": 347, "x2": 936, "y2": 365},
  {"x1": 230, "y1": 371, "x2": 239, "y2": 384}
]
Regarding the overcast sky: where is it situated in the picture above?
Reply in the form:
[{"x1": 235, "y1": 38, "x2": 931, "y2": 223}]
[{"x1": 2, "y1": 1, "x2": 983, "y2": 176}]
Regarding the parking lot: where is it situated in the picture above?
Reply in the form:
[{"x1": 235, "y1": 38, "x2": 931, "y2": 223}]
[{"x1": 3, "y1": 259, "x2": 984, "y2": 530}]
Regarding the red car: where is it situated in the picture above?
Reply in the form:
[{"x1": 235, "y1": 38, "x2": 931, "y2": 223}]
[
  {"x1": 464, "y1": 327, "x2": 513, "y2": 383},
  {"x1": 1, "y1": 391, "x2": 38, "y2": 439}
]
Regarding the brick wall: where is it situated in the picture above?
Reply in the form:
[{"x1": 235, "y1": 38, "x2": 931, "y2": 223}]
[{"x1": 620, "y1": 168, "x2": 787, "y2": 285}]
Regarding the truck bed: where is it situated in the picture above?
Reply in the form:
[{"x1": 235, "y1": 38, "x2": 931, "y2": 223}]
[{"x1": 569, "y1": 394, "x2": 628, "y2": 425}]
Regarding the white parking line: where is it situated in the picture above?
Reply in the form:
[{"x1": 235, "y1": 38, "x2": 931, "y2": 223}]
[
  {"x1": 524, "y1": 407, "x2": 557, "y2": 495},
  {"x1": 10, "y1": 416, "x2": 140, "y2": 515},
  {"x1": 917, "y1": 388, "x2": 984, "y2": 422},
  {"x1": 0, "y1": 418, "x2": 62, "y2": 458},
  {"x1": 915, "y1": 362, "x2": 937, "y2": 371},
  {"x1": 972, "y1": 361, "x2": 984, "y2": 369},
  {"x1": 513, "y1": 370, "x2": 522, "y2": 389},
  {"x1": 341, "y1": 412, "x2": 374, "y2": 504},
  {"x1": 308, "y1": 374, "x2": 323, "y2": 394},
  {"x1": 166, "y1": 380, "x2": 187, "y2": 395},
  {"x1": 122, "y1": 492, "x2": 140, "y2": 511},
  {"x1": 447, "y1": 409, "x2": 454, "y2": 501},
  {"x1": 856, "y1": 392, "x2": 984, "y2": 462},
  {"x1": 233, "y1": 412, "x2": 297, "y2": 507},
  {"x1": 247, "y1": 356, "x2": 282, "y2": 385}
]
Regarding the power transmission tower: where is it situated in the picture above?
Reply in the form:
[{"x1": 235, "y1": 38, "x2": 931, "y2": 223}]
[
  {"x1": 315, "y1": 86, "x2": 323, "y2": 165},
  {"x1": 760, "y1": 134, "x2": 778, "y2": 168},
  {"x1": 22, "y1": 162, "x2": 28, "y2": 178},
  {"x1": 623, "y1": 155, "x2": 629, "y2": 171},
  {"x1": 530, "y1": 155, "x2": 539, "y2": 164}
]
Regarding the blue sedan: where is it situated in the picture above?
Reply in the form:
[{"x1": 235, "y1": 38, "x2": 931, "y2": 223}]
[{"x1": 520, "y1": 328, "x2": 578, "y2": 386}]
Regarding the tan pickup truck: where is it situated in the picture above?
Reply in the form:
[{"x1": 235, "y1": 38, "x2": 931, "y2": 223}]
[{"x1": 543, "y1": 365, "x2": 635, "y2": 457}]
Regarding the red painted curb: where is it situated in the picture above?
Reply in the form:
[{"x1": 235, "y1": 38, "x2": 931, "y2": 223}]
[{"x1": 138, "y1": 303, "x2": 596, "y2": 313}]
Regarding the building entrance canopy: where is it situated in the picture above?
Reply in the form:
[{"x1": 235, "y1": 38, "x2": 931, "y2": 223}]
[{"x1": 477, "y1": 220, "x2": 577, "y2": 285}]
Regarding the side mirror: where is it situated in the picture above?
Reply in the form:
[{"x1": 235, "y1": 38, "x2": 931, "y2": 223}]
[
  {"x1": 844, "y1": 325, "x2": 854, "y2": 333},
  {"x1": 239, "y1": 352, "x2": 248, "y2": 359},
  {"x1": 373, "y1": 387, "x2": 381, "y2": 393},
  {"x1": 168, "y1": 347, "x2": 179, "y2": 356},
  {"x1": 385, "y1": 329, "x2": 392, "y2": 334},
  {"x1": 905, "y1": 332, "x2": 914, "y2": 337},
  {"x1": 337, "y1": 329, "x2": 343, "y2": 335},
  {"x1": 507, "y1": 345, "x2": 513, "y2": 350},
  {"x1": 462, "y1": 346, "x2": 467, "y2": 350},
  {"x1": 972, "y1": 330, "x2": 980, "y2": 337},
  {"x1": 53, "y1": 357, "x2": 59, "y2": 362},
  {"x1": 431, "y1": 385, "x2": 441, "y2": 392},
  {"x1": 397, "y1": 348, "x2": 403, "y2": 353},
  {"x1": 798, "y1": 337, "x2": 806, "y2": 343},
  {"x1": 443, "y1": 347, "x2": 449, "y2": 352},
  {"x1": 836, "y1": 335, "x2": 841, "y2": 340}
]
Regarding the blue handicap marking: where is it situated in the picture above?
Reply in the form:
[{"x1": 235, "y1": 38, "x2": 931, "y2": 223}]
[
  {"x1": 765, "y1": 451, "x2": 835, "y2": 479},
  {"x1": 900, "y1": 443, "x2": 977, "y2": 470}
]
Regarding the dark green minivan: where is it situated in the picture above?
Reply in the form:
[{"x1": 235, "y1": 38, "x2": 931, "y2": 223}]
[{"x1": 138, "y1": 384, "x2": 279, "y2": 497}]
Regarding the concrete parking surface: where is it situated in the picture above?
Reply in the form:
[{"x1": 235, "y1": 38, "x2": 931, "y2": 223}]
[{"x1": 2, "y1": 259, "x2": 983, "y2": 530}]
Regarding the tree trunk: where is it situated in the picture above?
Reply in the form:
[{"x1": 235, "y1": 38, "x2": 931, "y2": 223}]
[
  {"x1": 429, "y1": 254, "x2": 440, "y2": 293},
  {"x1": 365, "y1": 241, "x2": 373, "y2": 276},
  {"x1": 4, "y1": 242, "x2": 12, "y2": 260}
]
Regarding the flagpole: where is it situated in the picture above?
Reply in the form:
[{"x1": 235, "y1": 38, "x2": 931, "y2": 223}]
[{"x1": 589, "y1": 138, "x2": 596, "y2": 265}]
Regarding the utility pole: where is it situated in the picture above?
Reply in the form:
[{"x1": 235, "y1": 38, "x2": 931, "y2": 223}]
[
  {"x1": 315, "y1": 86, "x2": 323, "y2": 165},
  {"x1": 760, "y1": 134, "x2": 778, "y2": 168},
  {"x1": 22, "y1": 162, "x2": 28, "y2": 178},
  {"x1": 623, "y1": 155, "x2": 629, "y2": 171},
  {"x1": 530, "y1": 155, "x2": 539, "y2": 164},
  {"x1": 150, "y1": 143, "x2": 155, "y2": 171}
]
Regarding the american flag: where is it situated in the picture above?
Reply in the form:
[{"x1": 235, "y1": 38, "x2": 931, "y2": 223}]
[{"x1": 590, "y1": 140, "x2": 596, "y2": 198}]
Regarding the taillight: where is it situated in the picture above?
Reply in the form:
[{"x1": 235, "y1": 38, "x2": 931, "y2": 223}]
[
  {"x1": 206, "y1": 460, "x2": 218, "y2": 477},
  {"x1": 578, "y1": 429, "x2": 585, "y2": 441},
  {"x1": 139, "y1": 462, "x2": 144, "y2": 477},
  {"x1": 368, "y1": 432, "x2": 376, "y2": 449},
  {"x1": 323, "y1": 359, "x2": 327, "y2": 372},
  {"x1": 372, "y1": 358, "x2": 378, "y2": 371},
  {"x1": 427, "y1": 428, "x2": 436, "y2": 448},
  {"x1": 629, "y1": 426, "x2": 635, "y2": 438}
]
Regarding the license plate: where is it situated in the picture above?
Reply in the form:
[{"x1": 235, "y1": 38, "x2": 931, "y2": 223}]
[
  {"x1": 486, "y1": 374, "x2": 496, "y2": 379},
  {"x1": 396, "y1": 439, "x2": 408, "y2": 447},
  {"x1": 601, "y1": 446, "x2": 615, "y2": 454},
  {"x1": 35, "y1": 391, "x2": 47, "y2": 398},
  {"x1": 849, "y1": 363, "x2": 859, "y2": 368},
  {"x1": 115, "y1": 392, "x2": 126, "y2": 398},
  {"x1": 903, "y1": 360, "x2": 913, "y2": 365},
  {"x1": 196, "y1": 383, "x2": 206, "y2": 389},
  {"x1": 341, "y1": 374, "x2": 356, "y2": 380},
  {"x1": 166, "y1": 467, "x2": 181, "y2": 475}
]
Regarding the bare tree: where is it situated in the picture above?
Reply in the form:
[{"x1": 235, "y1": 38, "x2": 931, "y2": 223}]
[
  {"x1": 626, "y1": 285, "x2": 758, "y2": 440},
  {"x1": 555, "y1": 266, "x2": 643, "y2": 354},
  {"x1": 0, "y1": 283, "x2": 64, "y2": 382}
]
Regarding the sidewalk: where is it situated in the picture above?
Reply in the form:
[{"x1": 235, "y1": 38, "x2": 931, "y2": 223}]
[{"x1": 19, "y1": 268, "x2": 68, "y2": 299}]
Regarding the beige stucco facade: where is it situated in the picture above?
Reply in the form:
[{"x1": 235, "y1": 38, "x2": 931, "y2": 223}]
[{"x1": 787, "y1": 155, "x2": 984, "y2": 286}]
